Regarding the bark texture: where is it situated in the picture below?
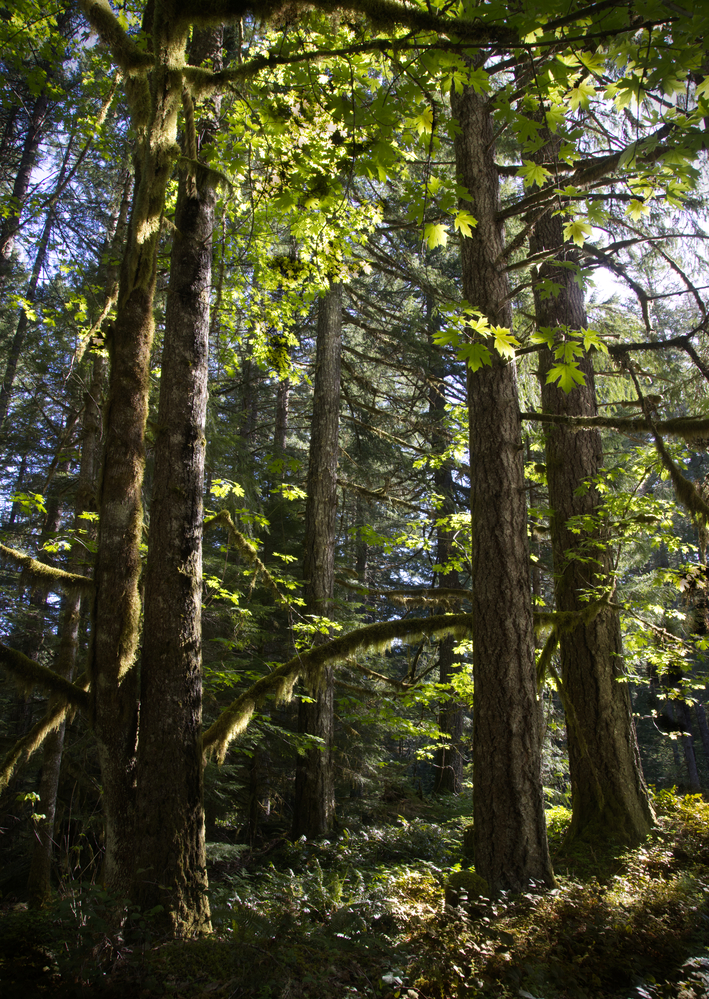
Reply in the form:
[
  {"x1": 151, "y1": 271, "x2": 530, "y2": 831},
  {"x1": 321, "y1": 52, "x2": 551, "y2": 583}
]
[
  {"x1": 452, "y1": 81, "x2": 554, "y2": 891},
  {"x1": 134, "y1": 26, "x2": 221, "y2": 934},
  {"x1": 532, "y1": 199, "x2": 653, "y2": 845},
  {"x1": 83, "y1": 1, "x2": 191, "y2": 893},
  {"x1": 293, "y1": 282, "x2": 342, "y2": 840}
]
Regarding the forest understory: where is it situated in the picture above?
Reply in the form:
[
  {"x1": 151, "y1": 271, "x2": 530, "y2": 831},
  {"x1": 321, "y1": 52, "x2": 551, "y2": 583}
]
[{"x1": 2, "y1": 787, "x2": 709, "y2": 999}]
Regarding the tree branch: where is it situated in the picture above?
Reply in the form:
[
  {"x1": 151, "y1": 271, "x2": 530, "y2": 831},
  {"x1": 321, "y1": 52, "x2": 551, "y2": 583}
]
[
  {"x1": 0, "y1": 645, "x2": 90, "y2": 708},
  {"x1": 0, "y1": 543, "x2": 94, "y2": 594},
  {"x1": 77, "y1": 0, "x2": 153, "y2": 72},
  {"x1": 520, "y1": 411, "x2": 709, "y2": 439},
  {"x1": 202, "y1": 611, "x2": 472, "y2": 761}
]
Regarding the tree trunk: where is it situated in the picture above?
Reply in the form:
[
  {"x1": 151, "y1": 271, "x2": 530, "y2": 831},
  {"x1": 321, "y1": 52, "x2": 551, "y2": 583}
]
[
  {"x1": 292, "y1": 282, "x2": 342, "y2": 840},
  {"x1": 85, "y1": 4, "x2": 191, "y2": 894},
  {"x1": 27, "y1": 166, "x2": 125, "y2": 904},
  {"x1": 0, "y1": 93, "x2": 50, "y2": 280},
  {"x1": 0, "y1": 134, "x2": 75, "y2": 430},
  {"x1": 531, "y1": 187, "x2": 653, "y2": 846},
  {"x1": 27, "y1": 361, "x2": 105, "y2": 904},
  {"x1": 134, "y1": 26, "x2": 221, "y2": 934},
  {"x1": 452, "y1": 80, "x2": 554, "y2": 892},
  {"x1": 428, "y1": 329, "x2": 464, "y2": 795}
]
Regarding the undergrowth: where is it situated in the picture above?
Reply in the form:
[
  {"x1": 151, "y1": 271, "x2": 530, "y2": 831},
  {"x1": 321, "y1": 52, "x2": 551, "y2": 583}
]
[{"x1": 1, "y1": 789, "x2": 709, "y2": 998}]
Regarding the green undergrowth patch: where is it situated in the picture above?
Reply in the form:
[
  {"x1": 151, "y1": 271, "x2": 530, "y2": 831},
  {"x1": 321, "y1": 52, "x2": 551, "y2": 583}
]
[
  {"x1": 409, "y1": 789, "x2": 709, "y2": 999},
  {"x1": 3, "y1": 791, "x2": 709, "y2": 998}
]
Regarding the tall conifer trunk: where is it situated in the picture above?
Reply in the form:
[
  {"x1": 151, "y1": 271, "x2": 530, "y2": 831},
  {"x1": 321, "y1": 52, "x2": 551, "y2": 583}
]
[
  {"x1": 292, "y1": 282, "x2": 342, "y2": 839},
  {"x1": 134, "y1": 27, "x2": 221, "y2": 933},
  {"x1": 531, "y1": 203, "x2": 654, "y2": 844},
  {"x1": 452, "y1": 80, "x2": 554, "y2": 891}
]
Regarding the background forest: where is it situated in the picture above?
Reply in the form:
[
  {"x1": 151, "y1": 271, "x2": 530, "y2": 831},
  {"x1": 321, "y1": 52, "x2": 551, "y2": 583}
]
[{"x1": 2, "y1": 0, "x2": 709, "y2": 997}]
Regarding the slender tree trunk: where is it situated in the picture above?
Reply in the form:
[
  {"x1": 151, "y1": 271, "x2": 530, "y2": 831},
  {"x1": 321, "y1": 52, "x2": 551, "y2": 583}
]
[
  {"x1": 133, "y1": 26, "x2": 221, "y2": 934},
  {"x1": 0, "y1": 132, "x2": 71, "y2": 431},
  {"x1": 530, "y1": 189, "x2": 653, "y2": 846},
  {"x1": 452, "y1": 80, "x2": 554, "y2": 892},
  {"x1": 292, "y1": 282, "x2": 342, "y2": 840},
  {"x1": 0, "y1": 93, "x2": 50, "y2": 280},
  {"x1": 428, "y1": 328, "x2": 464, "y2": 795},
  {"x1": 27, "y1": 354, "x2": 106, "y2": 905}
]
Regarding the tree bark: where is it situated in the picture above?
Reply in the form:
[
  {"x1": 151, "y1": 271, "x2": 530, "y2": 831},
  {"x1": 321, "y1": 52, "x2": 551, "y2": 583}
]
[
  {"x1": 531, "y1": 191, "x2": 653, "y2": 846},
  {"x1": 292, "y1": 282, "x2": 342, "y2": 840},
  {"x1": 134, "y1": 26, "x2": 221, "y2": 934},
  {"x1": 83, "y1": 2, "x2": 192, "y2": 894},
  {"x1": 452, "y1": 80, "x2": 554, "y2": 892}
]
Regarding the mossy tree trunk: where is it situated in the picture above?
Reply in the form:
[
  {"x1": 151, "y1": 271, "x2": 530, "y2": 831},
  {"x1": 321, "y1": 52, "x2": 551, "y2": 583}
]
[
  {"x1": 79, "y1": 0, "x2": 191, "y2": 894},
  {"x1": 452, "y1": 80, "x2": 554, "y2": 892},
  {"x1": 293, "y1": 282, "x2": 342, "y2": 840},
  {"x1": 133, "y1": 27, "x2": 222, "y2": 934},
  {"x1": 530, "y1": 181, "x2": 654, "y2": 845}
]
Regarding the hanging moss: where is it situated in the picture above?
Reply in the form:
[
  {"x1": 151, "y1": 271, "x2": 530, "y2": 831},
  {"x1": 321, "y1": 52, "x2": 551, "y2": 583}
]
[
  {"x1": 0, "y1": 645, "x2": 90, "y2": 707},
  {"x1": 202, "y1": 612, "x2": 472, "y2": 762},
  {"x1": 0, "y1": 671, "x2": 89, "y2": 791},
  {"x1": 0, "y1": 543, "x2": 94, "y2": 595},
  {"x1": 337, "y1": 578, "x2": 470, "y2": 609}
]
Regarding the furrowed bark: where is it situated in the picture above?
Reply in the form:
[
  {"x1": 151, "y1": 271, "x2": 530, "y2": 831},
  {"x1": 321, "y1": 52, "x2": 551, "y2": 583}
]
[
  {"x1": 452, "y1": 79, "x2": 554, "y2": 892},
  {"x1": 531, "y1": 198, "x2": 654, "y2": 845},
  {"x1": 134, "y1": 26, "x2": 221, "y2": 934}
]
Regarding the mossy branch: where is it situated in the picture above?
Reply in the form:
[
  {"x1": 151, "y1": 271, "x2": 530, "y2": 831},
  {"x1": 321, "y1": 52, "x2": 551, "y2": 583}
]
[
  {"x1": 204, "y1": 509, "x2": 288, "y2": 604},
  {"x1": 77, "y1": 0, "x2": 153, "y2": 73},
  {"x1": 0, "y1": 645, "x2": 90, "y2": 709},
  {"x1": 184, "y1": 0, "x2": 517, "y2": 47},
  {"x1": 202, "y1": 612, "x2": 472, "y2": 762},
  {"x1": 521, "y1": 412, "x2": 709, "y2": 440},
  {"x1": 0, "y1": 543, "x2": 94, "y2": 595},
  {"x1": 534, "y1": 595, "x2": 612, "y2": 688}
]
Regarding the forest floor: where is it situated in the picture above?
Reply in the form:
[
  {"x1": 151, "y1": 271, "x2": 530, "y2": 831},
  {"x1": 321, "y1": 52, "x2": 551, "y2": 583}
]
[{"x1": 1, "y1": 788, "x2": 709, "y2": 998}]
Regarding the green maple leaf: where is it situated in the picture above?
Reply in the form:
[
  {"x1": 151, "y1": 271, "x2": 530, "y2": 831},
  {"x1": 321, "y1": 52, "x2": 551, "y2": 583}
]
[
  {"x1": 546, "y1": 363, "x2": 586, "y2": 394},
  {"x1": 424, "y1": 223, "x2": 448, "y2": 249},
  {"x1": 563, "y1": 219, "x2": 592, "y2": 246},
  {"x1": 454, "y1": 211, "x2": 477, "y2": 237},
  {"x1": 567, "y1": 81, "x2": 596, "y2": 112},
  {"x1": 459, "y1": 342, "x2": 492, "y2": 372},
  {"x1": 517, "y1": 160, "x2": 552, "y2": 189},
  {"x1": 582, "y1": 328, "x2": 609, "y2": 354},
  {"x1": 625, "y1": 199, "x2": 650, "y2": 221},
  {"x1": 492, "y1": 326, "x2": 520, "y2": 360}
]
